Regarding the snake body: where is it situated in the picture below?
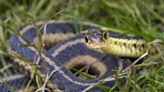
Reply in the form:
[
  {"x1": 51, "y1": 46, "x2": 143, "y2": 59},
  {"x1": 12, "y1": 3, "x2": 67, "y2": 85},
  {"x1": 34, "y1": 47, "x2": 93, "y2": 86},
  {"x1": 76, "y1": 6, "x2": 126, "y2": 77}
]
[{"x1": 0, "y1": 21, "x2": 149, "y2": 92}]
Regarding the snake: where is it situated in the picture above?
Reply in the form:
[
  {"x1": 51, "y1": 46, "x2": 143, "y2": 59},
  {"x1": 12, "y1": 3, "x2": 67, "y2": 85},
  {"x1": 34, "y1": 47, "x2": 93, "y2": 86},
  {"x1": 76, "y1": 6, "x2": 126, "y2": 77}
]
[{"x1": 0, "y1": 20, "x2": 151, "y2": 92}]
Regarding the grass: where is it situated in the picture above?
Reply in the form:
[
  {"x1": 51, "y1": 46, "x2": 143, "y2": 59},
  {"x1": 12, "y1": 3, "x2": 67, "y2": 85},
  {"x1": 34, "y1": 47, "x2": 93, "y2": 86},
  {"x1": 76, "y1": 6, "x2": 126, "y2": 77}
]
[{"x1": 0, "y1": 0, "x2": 164, "y2": 92}]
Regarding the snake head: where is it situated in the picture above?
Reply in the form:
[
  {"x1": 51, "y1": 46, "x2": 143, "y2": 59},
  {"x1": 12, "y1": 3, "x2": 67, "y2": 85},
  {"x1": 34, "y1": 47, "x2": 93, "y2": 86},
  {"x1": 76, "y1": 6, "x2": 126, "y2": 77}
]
[{"x1": 84, "y1": 29, "x2": 109, "y2": 50}]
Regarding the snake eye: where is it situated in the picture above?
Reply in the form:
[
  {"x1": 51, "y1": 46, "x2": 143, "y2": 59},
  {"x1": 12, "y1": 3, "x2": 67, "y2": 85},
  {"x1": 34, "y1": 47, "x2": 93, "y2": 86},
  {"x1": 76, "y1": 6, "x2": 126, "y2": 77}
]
[
  {"x1": 103, "y1": 31, "x2": 109, "y2": 39},
  {"x1": 85, "y1": 35, "x2": 89, "y2": 43}
]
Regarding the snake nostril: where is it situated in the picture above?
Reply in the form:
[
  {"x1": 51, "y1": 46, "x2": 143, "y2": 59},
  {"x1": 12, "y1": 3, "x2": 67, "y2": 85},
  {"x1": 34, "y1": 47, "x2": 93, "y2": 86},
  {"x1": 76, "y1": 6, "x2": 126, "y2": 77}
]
[{"x1": 69, "y1": 63, "x2": 100, "y2": 80}]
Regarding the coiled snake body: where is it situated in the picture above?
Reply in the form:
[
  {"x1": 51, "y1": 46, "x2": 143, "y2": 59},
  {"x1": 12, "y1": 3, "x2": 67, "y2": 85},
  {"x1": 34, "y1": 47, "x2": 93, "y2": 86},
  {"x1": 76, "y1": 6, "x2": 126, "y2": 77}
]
[{"x1": 0, "y1": 21, "x2": 151, "y2": 92}]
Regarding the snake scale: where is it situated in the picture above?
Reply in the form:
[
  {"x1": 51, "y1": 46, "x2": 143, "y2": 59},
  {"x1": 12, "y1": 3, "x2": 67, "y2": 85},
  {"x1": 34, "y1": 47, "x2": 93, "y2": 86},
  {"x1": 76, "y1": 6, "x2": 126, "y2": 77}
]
[{"x1": 0, "y1": 20, "x2": 151, "y2": 92}]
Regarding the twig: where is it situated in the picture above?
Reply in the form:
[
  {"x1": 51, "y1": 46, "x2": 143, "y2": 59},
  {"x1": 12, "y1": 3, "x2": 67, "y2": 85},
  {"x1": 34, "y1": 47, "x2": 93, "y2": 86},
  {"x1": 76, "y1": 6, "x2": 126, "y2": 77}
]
[
  {"x1": 0, "y1": 64, "x2": 12, "y2": 73},
  {"x1": 35, "y1": 66, "x2": 63, "y2": 92},
  {"x1": 122, "y1": 52, "x2": 148, "y2": 73},
  {"x1": 82, "y1": 71, "x2": 128, "y2": 92}
]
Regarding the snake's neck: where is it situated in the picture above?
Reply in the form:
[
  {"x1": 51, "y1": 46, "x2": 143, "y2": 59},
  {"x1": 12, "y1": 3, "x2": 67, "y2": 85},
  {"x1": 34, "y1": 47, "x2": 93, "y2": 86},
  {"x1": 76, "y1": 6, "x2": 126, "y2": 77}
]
[{"x1": 100, "y1": 38, "x2": 150, "y2": 58}]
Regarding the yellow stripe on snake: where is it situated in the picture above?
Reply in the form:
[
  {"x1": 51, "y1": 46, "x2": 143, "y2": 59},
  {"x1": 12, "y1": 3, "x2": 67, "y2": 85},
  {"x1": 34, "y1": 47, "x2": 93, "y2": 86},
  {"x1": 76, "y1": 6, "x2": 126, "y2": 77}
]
[{"x1": 0, "y1": 20, "x2": 153, "y2": 92}]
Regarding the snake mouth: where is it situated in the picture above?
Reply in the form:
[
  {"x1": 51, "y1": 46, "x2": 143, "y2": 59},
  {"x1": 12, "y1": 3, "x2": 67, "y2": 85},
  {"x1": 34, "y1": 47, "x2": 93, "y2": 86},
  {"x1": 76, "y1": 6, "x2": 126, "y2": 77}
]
[{"x1": 65, "y1": 55, "x2": 107, "y2": 80}]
